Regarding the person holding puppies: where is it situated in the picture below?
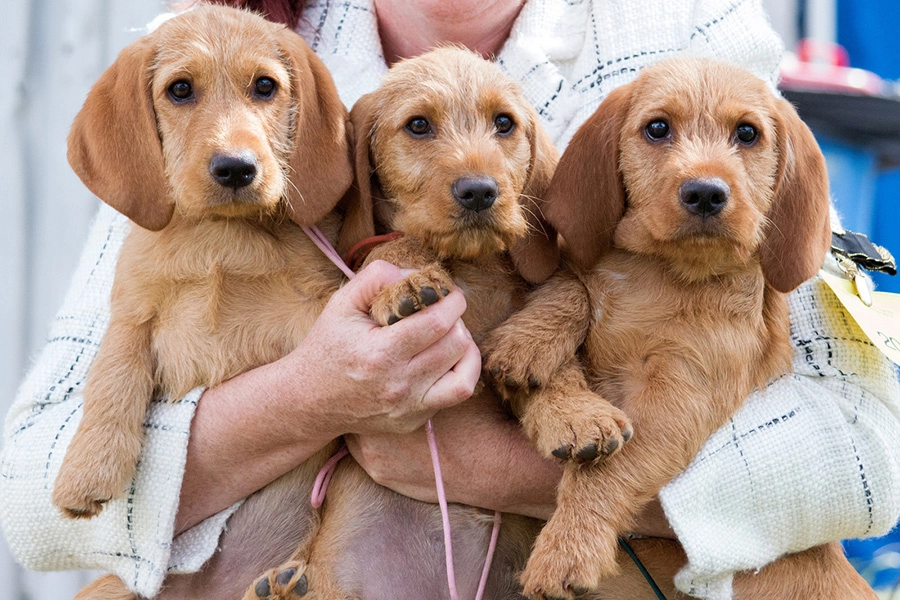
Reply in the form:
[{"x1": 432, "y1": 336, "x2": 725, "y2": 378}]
[{"x1": 1, "y1": 0, "x2": 898, "y2": 599}]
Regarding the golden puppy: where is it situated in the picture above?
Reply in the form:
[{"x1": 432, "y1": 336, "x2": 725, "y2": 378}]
[
  {"x1": 54, "y1": 5, "x2": 354, "y2": 599},
  {"x1": 484, "y1": 57, "x2": 874, "y2": 599},
  {"x1": 245, "y1": 46, "x2": 560, "y2": 600}
]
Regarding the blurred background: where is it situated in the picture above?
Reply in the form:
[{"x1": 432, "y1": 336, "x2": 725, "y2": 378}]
[{"x1": 0, "y1": 0, "x2": 898, "y2": 598}]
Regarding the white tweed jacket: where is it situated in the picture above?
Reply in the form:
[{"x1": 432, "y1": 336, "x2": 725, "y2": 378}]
[{"x1": 2, "y1": 1, "x2": 899, "y2": 598}]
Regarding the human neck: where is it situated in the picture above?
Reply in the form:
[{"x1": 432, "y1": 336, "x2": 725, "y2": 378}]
[{"x1": 373, "y1": 0, "x2": 525, "y2": 64}]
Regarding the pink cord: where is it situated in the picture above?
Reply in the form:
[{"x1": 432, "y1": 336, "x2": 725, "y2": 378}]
[
  {"x1": 302, "y1": 225, "x2": 502, "y2": 600},
  {"x1": 310, "y1": 444, "x2": 350, "y2": 508}
]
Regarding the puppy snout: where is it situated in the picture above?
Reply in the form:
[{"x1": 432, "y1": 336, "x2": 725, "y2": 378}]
[
  {"x1": 679, "y1": 178, "x2": 730, "y2": 218},
  {"x1": 209, "y1": 152, "x2": 258, "y2": 190},
  {"x1": 451, "y1": 176, "x2": 499, "y2": 212}
]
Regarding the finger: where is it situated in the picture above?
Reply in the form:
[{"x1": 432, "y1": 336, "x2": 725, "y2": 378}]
[
  {"x1": 339, "y1": 260, "x2": 405, "y2": 314},
  {"x1": 419, "y1": 328, "x2": 482, "y2": 412},
  {"x1": 383, "y1": 289, "x2": 469, "y2": 357}
]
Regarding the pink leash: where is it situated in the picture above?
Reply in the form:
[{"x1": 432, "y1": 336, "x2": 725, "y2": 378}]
[{"x1": 303, "y1": 225, "x2": 502, "y2": 600}]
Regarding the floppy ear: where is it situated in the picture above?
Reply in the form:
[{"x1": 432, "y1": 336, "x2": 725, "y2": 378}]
[
  {"x1": 542, "y1": 83, "x2": 631, "y2": 270},
  {"x1": 67, "y1": 36, "x2": 174, "y2": 231},
  {"x1": 277, "y1": 28, "x2": 354, "y2": 227},
  {"x1": 759, "y1": 97, "x2": 832, "y2": 293},
  {"x1": 508, "y1": 112, "x2": 561, "y2": 284},
  {"x1": 336, "y1": 92, "x2": 379, "y2": 258}
]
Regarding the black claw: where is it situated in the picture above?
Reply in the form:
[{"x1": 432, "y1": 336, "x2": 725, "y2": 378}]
[
  {"x1": 420, "y1": 286, "x2": 439, "y2": 306},
  {"x1": 293, "y1": 574, "x2": 309, "y2": 597},
  {"x1": 276, "y1": 568, "x2": 296, "y2": 586},
  {"x1": 576, "y1": 443, "x2": 599, "y2": 461},
  {"x1": 440, "y1": 287, "x2": 450, "y2": 296},
  {"x1": 255, "y1": 577, "x2": 271, "y2": 598},
  {"x1": 603, "y1": 437, "x2": 619, "y2": 455},
  {"x1": 397, "y1": 296, "x2": 417, "y2": 316},
  {"x1": 528, "y1": 375, "x2": 541, "y2": 388},
  {"x1": 387, "y1": 314, "x2": 400, "y2": 325},
  {"x1": 552, "y1": 446, "x2": 570, "y2": 460},
  {"x1": 504, "y1": 375, "x2": 520, "y2": 389},
  {"x1": 622, "y1": 428, "x2": 633, "y2": 443}
]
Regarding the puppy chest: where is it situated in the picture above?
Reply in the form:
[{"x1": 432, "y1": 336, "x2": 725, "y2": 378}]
[{"x1": 150, "y1": 275, "x2": 324, "y2": 397}]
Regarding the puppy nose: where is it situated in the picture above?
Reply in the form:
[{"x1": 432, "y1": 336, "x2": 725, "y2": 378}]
[
  {"x1": 451, "y1": 176, "x2": 499, "y2": 212},
  {"x1": 209, "y1": 152, "x2": 258, "y2": 190},
  {"x1": 679, "y1": 178, "x2": 730, "y2": 217}
]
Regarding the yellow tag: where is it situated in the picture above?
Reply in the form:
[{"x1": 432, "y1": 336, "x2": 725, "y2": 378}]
[{"x1": 820, "y1": 269, "x2": 900, "y2": 367}]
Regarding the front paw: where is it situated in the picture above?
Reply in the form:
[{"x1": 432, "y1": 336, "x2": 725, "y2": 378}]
[
  {"x1": 520, "y1": 513, "x2": 620, "y2": 599},
  {"x1": 370, "y1": 265, "x2": 453, "y2": 326},
  {"x1": 523, "y1": 393, "x2": 632, "y2": 464},
  {"x1": 482, "y1": 329, "x2": 562, "y2": 401},
  {"x1": 53, "y1": 463, "x2": 125, "y2": 519},
  {"x1": 246, "y1": 562, "x2": 310, "y2": 600}
]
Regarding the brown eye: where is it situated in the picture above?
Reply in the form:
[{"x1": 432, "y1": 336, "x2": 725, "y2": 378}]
[
  {"x1": 254, "y1": 77, "x2": 276, "y2": 99},
  {"x1": 645, "y1": 119, "x2": 670, "y2": 141},
  {"x1": 406, "y1": 117, "x2": 432, "y2": 137},
  {"x1": 168, "y1": 80, "x2": 193, "y2": 102},
  {"x1": 736, "y1": 123, "x2": 758, "y2": 145},
  {"x1": 494, "y1": 114, "x2": 515, "y2": 135}
]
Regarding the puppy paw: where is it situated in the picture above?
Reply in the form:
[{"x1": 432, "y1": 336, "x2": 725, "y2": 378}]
[
  {"x1": 246, "y1": 562, "x2": 309, "y2": 600},
  {"x1": 481, "y1": 331, "x2": 562, "y2": 401},
  {"x1": 370, "y1": 265, "x2": 453, "y2": 326},
  {"x1": 52, "y1": 451, "x2": 133, "y2": 519},
  {"x1": 520, "y1": 513, "x2": 619, "y2": 599},
  {"x1": 523, "y1": 393, "x2": 632, "y2": 464}
]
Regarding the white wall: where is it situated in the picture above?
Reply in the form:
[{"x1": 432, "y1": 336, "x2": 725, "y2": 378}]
[{"x1": 0, "y1": 2, "x2": 164, "y2": 597}]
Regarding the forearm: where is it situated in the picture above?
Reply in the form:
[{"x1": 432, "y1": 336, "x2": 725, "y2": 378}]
[{"x1": 175, "y1": 358, "x2": 341, "y2": 534}]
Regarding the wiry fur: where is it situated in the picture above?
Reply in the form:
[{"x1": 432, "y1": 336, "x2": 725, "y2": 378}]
[
  {"x1": 243, "y1": 46, "x2": 560, "y2": 600},
  {"x1": 483, "y1": 58, "x2": 872, "y2": 599},
  {"x1": 57, "y1": 5, "x2": 355, "y2": 599}
]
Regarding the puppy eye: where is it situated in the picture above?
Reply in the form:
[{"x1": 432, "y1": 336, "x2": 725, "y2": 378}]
[
  {"x1": 494, "y1": 114, "x2": 515, "y2": 135},
  {"x1": 406, "y1": 117, "x2": 432, "y2": 137},
  {"x1": 168, "y1": 80, "x2": 194, "y2": 102},
  {"x1": 736, "y1": 123, "x2": 758, "y2": 145},
  {"x1": 254, "y1": 77, "x2": 276, "y2": 99},
  {"x1": 645, "y1": 119, "x2": 670, "y2": 141}
]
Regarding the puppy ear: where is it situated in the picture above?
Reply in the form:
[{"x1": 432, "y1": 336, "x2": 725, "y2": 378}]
[
  {"x1": 277, "y1": 28, "x2": 354, "y2": 227},
  {"x1": 542, "y1": 84, "x2": 631, "y2": 270},
  {"x1": 508, "y1": 112, "x2": 561, "y2": 284},
  {"x1": 67, "y1": 37, "x2": 174, "y2": 231},
  {"x1": 760, "y1": 98, "x2": 832, "y2": 293},
  {"x1": 336, "y1": 92, "x2": 379, "y2": 258}
]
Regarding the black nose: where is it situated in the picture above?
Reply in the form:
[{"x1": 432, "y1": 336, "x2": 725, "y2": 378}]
[
  {"x1": 679, "y1": 178, "x2": 730, "y2": 217},
  {"x1": 209, "y1": 152, "x2": 258, "y2": 190},
  {"x1": 451, "y1": 176, "x2": 499, "y2": 212}
]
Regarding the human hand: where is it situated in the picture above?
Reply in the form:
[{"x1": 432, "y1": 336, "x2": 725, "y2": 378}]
[{"x1": 282, "y1": 259, "x2": 481, "y2": 437}]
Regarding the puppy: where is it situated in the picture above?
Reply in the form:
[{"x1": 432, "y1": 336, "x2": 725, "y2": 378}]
[
  {"x1": 53, "y1": 5, "x2": 354, "y2": 598},
  {"x1": 245, "y1": 46, "x2": 560, "y2": 600},
  {"x1": 484, "y1": 57, "x2": 873, "y2": 599}
]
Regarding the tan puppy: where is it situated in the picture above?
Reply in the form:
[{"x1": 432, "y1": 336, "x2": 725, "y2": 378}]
[
  {"x1": 245, "y1": 46, "x2": 560, "y2": 600},
  {"x1": 484, "y1": 57, "x2": 874, "y2": 599},
  {"x1": 54, "y1": 5, "x2": 354, "y2": 599}
]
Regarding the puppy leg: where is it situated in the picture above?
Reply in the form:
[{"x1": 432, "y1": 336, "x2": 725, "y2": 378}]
[
  {"x1": 482, "y1": 268, "x2": 590, "y2": 401},
  {"x1": 517, "y1": 359, "x2": 632, "y2": 463},
  {"x1": 734, "y1": 542, "x2": 877, "y2": 600},
  {"x1": 53, "y1": 317, "x2": 153, "y2": 518},
  {"x1": 74, "y1": 575, "x2": 136, "y2": 600}
]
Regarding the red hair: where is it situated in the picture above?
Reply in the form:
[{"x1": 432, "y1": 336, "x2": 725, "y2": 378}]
[{"x1": 204, "y1": 0, "x2": 304, "y2": 27}]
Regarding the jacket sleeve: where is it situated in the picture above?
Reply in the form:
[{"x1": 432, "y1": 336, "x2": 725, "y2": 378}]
[
  {"x1": 0, "y1": 205, "x2": 235, "y2": 596},
  {"x1": 659, "y1": 258, "x2": 900, "y2": 600}
]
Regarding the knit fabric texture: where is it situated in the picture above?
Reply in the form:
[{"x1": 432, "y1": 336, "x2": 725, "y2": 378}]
[{"x1": 1, "y1": 1, "x2": 899, "y2": 598}]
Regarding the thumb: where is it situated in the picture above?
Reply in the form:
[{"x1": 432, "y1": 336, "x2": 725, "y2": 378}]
[{"x1": 341, "y1": 260, "x2": 405, "y2": 314}]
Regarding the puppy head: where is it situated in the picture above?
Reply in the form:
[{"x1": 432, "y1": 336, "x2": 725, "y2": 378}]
[
  {"x1": 545, "y1": 57, "x2": 831, "y2": 292},
  {"x1": 67, "y1": 4, "x2": 352, "y2": 230},
  {"x1": 340, "y1": 46, "x2": 560, "y2": 283}
]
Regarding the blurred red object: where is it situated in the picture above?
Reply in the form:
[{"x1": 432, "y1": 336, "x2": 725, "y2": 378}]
[{"x1": 780, "y1": 39, "x2": 885, "y2": 95}]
